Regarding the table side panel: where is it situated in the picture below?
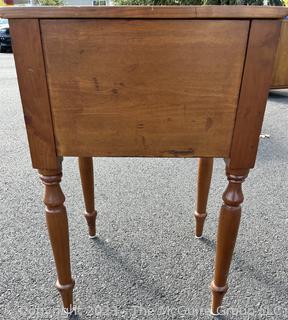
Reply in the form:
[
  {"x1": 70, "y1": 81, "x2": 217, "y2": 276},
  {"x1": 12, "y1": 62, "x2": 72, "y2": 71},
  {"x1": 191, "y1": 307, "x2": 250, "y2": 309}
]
[
  {"x1": 271, "y1": 19, "x2": 288, "y2": 89},
  {"x1": 9, "y1": 19, "x2": 59, "y2": 169},
  {"x1": 229, "y1": 19, "x2": 281, "y2": 169},
  {"x1": 41, "y1": 19, "x2": 249, "y2": 158}
]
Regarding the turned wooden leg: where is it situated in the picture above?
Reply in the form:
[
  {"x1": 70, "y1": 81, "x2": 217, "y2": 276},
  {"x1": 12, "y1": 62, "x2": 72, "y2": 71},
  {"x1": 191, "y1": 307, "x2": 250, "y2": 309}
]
[
  {"x1": 194, "y1": 157, "x2": 213, "y2": 238},
  {"x1": 78, "y1": 157, "x2": 97, "y2": 238},
  {"x1": 211, "y1": 168, "x2": 249, "y2": 315},
  {"x1": 39, "y1": 169, "x2": 75, "y2": 314}
]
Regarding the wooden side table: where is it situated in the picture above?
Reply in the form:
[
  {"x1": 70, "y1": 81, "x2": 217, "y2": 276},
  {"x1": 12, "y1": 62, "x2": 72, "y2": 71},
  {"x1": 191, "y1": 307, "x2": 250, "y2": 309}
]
[{"x1": 1, "y1": 6, "x2": 287, "y2": 316}]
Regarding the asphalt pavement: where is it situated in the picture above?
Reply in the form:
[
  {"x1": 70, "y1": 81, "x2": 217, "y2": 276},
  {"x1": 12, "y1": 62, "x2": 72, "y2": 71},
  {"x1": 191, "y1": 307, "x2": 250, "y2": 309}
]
[{"x1": 0, "y1": 52, "x2": 288, "y2": 320}]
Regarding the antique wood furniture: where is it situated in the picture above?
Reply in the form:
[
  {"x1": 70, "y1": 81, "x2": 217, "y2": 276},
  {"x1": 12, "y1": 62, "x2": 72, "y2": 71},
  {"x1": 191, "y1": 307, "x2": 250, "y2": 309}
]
[
  {"x1": 1, "y1": 6, "x2": 287, "y2": 316},
  {"x1": 272, "y1": 18, "x2": 288, "y2": 89}
]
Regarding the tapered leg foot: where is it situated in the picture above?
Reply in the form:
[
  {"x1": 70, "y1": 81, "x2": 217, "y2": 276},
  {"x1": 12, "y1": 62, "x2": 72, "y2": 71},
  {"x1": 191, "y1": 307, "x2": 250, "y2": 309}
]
[
  {"x1": 84, "y1": 210, "x2": 97, "y2": 238},
  {"x1": 211, "y1": 168, "x2": 248, "y2": 313},
  {"x1": 56, "y1": 280, "x2": 75, "y2": 313},
  {"x1": 194, "y1": 158, "x2": 213, "y2": 238},
  {"x1": 211, "y1": 282, "x2": 228, "y2": 315},
  {"x1": 194, "y1": 211, "x2": 207, "y2": 239},
  {"x1": 39, "y1": 169, "x2": 75, "y2": 312},
  {"x1": 78, "y1": 157, "x2": 97, "y2": 238}
]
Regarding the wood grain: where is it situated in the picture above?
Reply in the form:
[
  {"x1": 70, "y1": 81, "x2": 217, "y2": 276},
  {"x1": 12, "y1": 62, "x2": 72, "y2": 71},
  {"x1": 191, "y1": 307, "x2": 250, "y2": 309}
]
[
  {"x1": 194, "y1": 157, "x2": 213, "y2": 238},
  {"x1": 1, "y1": 6, "x2": 288, "y2": 19},
  {"x1": 211, "y1": 168, "x2": 248, "y2": 314},
  {"x1": 39, "y1": 169, "x2": 75, "y2": 311},
  {"x1": 5, "y1": 12, "x2": 286, "y2": 316},
  {"x1": 41, "y1": 19, "x2": 249, "y2": 158},
  {"x1": 229, "y1": 20, "x2": 281, "y2": 170},
  {"x1": 78, "y1": 157, "x2": 97, "y2": 237},
  {"x1": 271, "y1": 19, "x2": 288, "y2": 89},
  {"x1": 9, "y1": 19, "x2": 58, "y2": 170}
]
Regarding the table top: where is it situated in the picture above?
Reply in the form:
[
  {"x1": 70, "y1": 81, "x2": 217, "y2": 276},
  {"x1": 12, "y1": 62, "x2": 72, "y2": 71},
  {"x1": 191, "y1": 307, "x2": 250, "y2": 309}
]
[{"x1": 0, "y1": 6, "x2": 288, "y2": 19}]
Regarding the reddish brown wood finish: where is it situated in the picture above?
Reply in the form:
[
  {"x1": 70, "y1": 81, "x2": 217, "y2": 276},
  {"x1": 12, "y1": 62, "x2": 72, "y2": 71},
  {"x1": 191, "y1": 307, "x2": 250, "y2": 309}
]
[
  {"x1": 271, "y1": 19, "x2": 288, "y2": 89},
  {"x1": 211, "y1": 19, "x2": 281, "y2": 313},
  {"x1": 1, "y1": 6, "x2": 285, "y2": 316},
  {"x1": 1, "y1": 6, "x2": 288, "y2": 19},
  {"x1": 229, "y1": 20, "x2": 281, "y2": 170},
  {"x1": 194, "y1": 158, "x2": 213, "y2": 238},
  {"x1": 41, "y1": 19, "x2": 248, "y2": 158},
  {"x1": 39, "y1": 168, "x2": 75, "y2": 312},
  {"x1": 78, "y1": 157, "x2": 97, "y2": 237},
  {"x1": 9, "y1": 19, "x2": 58, "y2": 170},
  {"x1": 211, "y1": 169, "x2": 248, "y2": 314}
]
